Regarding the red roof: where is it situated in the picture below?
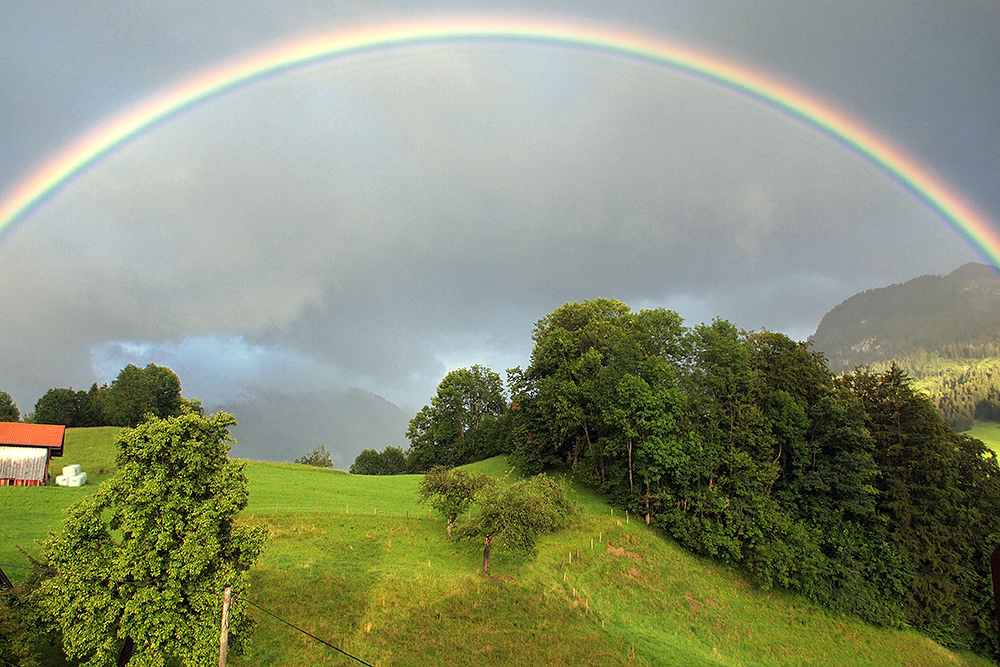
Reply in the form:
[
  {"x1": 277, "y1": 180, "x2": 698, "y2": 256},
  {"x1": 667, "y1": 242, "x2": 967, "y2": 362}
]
[{"x1": 0, "y1": 422, "x2": 66, "y2": 450}]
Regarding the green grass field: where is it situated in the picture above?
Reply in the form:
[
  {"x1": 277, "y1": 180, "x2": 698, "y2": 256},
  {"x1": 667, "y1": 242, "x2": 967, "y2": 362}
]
[
  {"x1": 2, "y1": 427, "x2": 996, "y2": 666},
  {"x1": 969, "y1": 420, "x2": 1000, "y2": 456}
]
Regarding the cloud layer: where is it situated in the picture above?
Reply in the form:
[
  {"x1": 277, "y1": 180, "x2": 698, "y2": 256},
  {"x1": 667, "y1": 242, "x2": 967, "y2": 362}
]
[{"x1": 0, "y1": 2, "x2": 993, "y2": 416}]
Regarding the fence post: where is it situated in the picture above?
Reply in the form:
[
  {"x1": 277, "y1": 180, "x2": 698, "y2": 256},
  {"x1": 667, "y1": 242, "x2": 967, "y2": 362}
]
[{"x1": 218, "y1": 585, "x2": 232, "y2": 667}]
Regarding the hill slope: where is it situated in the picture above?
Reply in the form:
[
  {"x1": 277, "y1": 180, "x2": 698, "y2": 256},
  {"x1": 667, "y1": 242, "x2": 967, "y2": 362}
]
[
  {"x1": 4, "y1": 428, "x2": 994, "y2": 666},
  {"x1": 810, "y1": 262, "x2": 1000, "y2": 371}
]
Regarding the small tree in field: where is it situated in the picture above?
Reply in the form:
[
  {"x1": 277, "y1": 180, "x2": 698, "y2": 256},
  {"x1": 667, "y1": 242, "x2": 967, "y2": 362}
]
[
  {"x1": 418, "y1": 466, "x2": 489, "y2": 536},
  {"x1": 296, "y1": 444, "x2": 334, "y2": 468},
  {"x1": 462, "y1": 474, "x2": 572, "y2": 575},
  {"x1": 37, "y1": 411, "x2": 267, "y2": 667}
]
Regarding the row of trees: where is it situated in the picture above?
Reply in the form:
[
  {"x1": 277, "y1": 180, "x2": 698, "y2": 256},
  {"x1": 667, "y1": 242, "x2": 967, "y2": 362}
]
[
  {"x1": 16, "y1": 363, "x2": 199, "y2": 428},
  {"x1": 497, "y1": 299, "x2": 1000, "y2": 659},
  {"x1": 405, "y1": 300, "x2": 1000, "y2": 659},
  {"x1": 888, "y1": 356, "x2": 1000, "y2": 431}
]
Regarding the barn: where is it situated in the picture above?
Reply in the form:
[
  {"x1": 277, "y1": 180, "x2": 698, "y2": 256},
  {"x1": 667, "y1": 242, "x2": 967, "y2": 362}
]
[{"x1": 0, "y1": 422, "x2": 65, "y2": 486}]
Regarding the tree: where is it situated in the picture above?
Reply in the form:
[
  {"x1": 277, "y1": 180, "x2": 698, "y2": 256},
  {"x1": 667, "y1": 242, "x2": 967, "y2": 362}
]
[
  {"x1": 32, "y1": 388, "x2": 79, "y2": 426},
  {"x1": 461, "y1": 474, "x2": 571, "y2": 575},
  {"x1": 103, "y1": 364, "x2": 184, "y2": 427},
  {"x1": 418, "y1": 466, "x2": 489, "y2": 536},
  {"x1": 37, "y1": 411, "x2": 267, "y2": 667},
  {"x1": 350, "y1": 446, "x2": 410, "y2": 475},
  {"x1": 0, "y1": 391, "x2": 19, "y2": 422},
  {"x1": 406, "y1": 366, "x2": 507, "y2": 471},
  {"x1": 296, "y1": 444, "x2": 333, "y2": 468}
]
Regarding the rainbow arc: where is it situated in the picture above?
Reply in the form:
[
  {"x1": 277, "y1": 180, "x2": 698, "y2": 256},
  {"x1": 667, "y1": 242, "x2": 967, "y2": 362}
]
[{"x1": 0, "y1": 16, "x2": 997, "y2": 266}]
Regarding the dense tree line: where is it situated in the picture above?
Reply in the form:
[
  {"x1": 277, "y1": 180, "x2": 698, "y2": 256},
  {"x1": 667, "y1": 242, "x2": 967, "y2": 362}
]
[
  {"x1": 876, "y1": 355, "x2": 1000, "y2": 431},
  {"x1": 24, "y1": 363, "x2": 200, "y2": 428},
  {"x1": 504, "y1": 299, "x2": 1000, "y2": 660}
]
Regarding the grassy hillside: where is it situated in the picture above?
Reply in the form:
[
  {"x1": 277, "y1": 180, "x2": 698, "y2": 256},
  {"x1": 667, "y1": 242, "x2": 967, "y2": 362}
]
[
  {"x1": 0, "y1": 426, "x2": 121, "y2": 573},
  {"x1": 968, "y1": 420, "x2": 1000, "y2": 456},
  {"x1": 3, "y1": 427, "x2": 995, "y2": 666}
]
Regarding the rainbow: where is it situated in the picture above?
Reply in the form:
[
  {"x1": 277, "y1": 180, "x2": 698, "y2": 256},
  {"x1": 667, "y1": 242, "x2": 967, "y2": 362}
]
[{"x1": 1, "y1": 15, "x2": 998, "y2": 267}]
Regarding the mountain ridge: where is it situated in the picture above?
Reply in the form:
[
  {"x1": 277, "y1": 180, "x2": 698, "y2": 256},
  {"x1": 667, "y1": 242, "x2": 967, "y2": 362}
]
[{"x1": 810, "y1": 262, "x2": 1000, "y2": 370}]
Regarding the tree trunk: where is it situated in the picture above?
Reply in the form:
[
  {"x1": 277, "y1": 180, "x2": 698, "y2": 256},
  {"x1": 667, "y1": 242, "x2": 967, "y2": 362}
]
[
  {"x1": 446, "y1": 518, "x2": 454, "y2": 537},
  {"x1": 482, "y1": 536, "x2": 492, "y2": 575},
  {"x1": 628, "y1": 438, "x2": 634, "y2": 493},
  {"x1": 117, "y1": 636, "x2": 135, "y2": 667}
]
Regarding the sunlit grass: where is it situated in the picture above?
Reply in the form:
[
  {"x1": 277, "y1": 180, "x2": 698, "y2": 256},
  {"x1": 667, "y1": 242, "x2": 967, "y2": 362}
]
[
  {"x1": 968, "y1": 420, "x2": 1000, "y2": 456},
  {"x1": 0, "y1": 426, "x2": 121, "y2": 576},
  {"x1": 235, "y1": 463, "x2": 995, "y2": 667},
  {"x1": 3, "y1": 429, "x2": 995, "y2": 666}
]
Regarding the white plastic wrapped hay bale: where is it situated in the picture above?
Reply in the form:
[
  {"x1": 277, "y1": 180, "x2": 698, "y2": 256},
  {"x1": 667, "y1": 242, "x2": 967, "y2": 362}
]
[
  {"x1": 67, "y1": 473, "x2": 87, "y2": 487},
  {"x1": 62, "y1": 464, "x2": 81, "y2": 477},
  {"x1": 56, "y1": 475, "x2": 69, "y2": 486}
]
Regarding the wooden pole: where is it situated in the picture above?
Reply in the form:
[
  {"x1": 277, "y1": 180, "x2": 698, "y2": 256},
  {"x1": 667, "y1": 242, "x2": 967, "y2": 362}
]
[{"x1": 219, "y1": 586, "x2": 232, "y2": 667}]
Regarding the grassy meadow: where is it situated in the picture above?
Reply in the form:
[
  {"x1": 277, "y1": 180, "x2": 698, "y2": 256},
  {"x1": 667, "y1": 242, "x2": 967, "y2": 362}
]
[
  {"x1": 968, "y1": 419, "x2": 1000, "y2": 456},
  {"x1": 2, "y1": 427, "x2": 997, "y2": 666}
]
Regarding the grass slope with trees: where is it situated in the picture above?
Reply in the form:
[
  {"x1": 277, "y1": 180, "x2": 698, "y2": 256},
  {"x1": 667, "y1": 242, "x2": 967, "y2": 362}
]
[{"x1": 1, "y1": 429, "x2": 994, "y2": 667}]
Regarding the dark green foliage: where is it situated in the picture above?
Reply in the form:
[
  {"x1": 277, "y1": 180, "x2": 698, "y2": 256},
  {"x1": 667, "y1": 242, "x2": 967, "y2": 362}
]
[
  {"x1": 406, "y1": 365, "x2": 507, "y2": 471},
  {"x1": 510, "y1": 298, "x2": 1000, "y2": 660},
  {"x1": 103, "y1": 363, "x2": 183, "y2": 427},
  {"x1": 295, "y1": 444, "x2": 334, "y2": 467},
  {"x1": 36, "y1": 411, "x2": 267, "y2": 666},
  {"x1": 840, "y1": 366, "x2": 1000, "y2": 653},
  {"x1": 0, "y1": 391, "x2": 19, "y2": 422},
  {"x1": 0, "y1": 560, "x2": 51, "y2": 667},
  {"x1": 349, "y1": 446, "x2": 409, "y2": 475},
  {"x1": 33, "y1": 387, "x2": 86, "y2": 426}
]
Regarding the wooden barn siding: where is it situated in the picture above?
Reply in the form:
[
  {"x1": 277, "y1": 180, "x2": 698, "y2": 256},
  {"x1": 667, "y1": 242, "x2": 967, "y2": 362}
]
[{"x1": 0, "y1": 445, "x2": 49, "y2": 485}]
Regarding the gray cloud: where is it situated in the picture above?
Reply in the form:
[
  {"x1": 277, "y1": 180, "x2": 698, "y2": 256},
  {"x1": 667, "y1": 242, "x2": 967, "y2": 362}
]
[{"x1": 0, "y1": 1, "x2": 994, "y2": 416}]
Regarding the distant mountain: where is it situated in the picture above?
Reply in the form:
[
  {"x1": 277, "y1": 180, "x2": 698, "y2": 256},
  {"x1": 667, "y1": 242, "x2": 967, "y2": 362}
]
[
  {"x1": 214, "y1": 387, "x2": 411, "y2": 468},
  {"x1": 810, "y1": 263, "x2": 1000, "y2": 371}
]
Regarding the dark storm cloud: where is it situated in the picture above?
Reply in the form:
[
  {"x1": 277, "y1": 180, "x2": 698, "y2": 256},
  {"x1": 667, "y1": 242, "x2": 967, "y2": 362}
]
[{"x1": 0, "y1": 1, "x2": 995, "y2": 413}]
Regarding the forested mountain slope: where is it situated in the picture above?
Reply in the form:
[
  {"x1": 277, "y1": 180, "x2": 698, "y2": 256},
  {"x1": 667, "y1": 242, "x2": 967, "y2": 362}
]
[{"x1": 810, "y1": 263, "x2": 1000, "y2": 429}]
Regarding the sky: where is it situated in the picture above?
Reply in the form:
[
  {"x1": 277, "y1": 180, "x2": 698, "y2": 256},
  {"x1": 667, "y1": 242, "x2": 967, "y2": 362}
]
[{"x1": 1, "y1": 1, "x2": 998, "y2": 418}]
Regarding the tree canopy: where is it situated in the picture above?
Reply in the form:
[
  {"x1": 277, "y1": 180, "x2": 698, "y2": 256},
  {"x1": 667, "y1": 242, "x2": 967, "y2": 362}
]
[
  {"x1": 506, "y1": 298, "x2": 1000, "y2": 659},
  {"x1": 0, "y1": 391, "x2": 19, "y2": 422},
  {"x1": 460, "y1": 474, "x2": 572, "y2": 575},
  {"x1": 295, "y1": 444, "x2": 334, "y2": 468},
  {"x1": 37, "y1": 411, "x2": 266, "y2": 666},
  {"x1": 406, "y1": 365, "x2": 507, "y2": 471},
  {"x1": 350, "y1": 446, "x2": 408, "y2": 475},
  {"x1": 103, "y1": 363, "x2": 184, "y2": 427}
]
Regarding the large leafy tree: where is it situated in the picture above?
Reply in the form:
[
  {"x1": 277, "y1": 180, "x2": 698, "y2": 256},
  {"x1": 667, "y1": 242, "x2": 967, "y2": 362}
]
[
  {"x1": 32, "y1": 388, "x2": 80, "y2": 426},
  {"x1": 37, "y1": 411, "x2": 266, "y2": 666},
  {"x1": 103, "y1": 364, "x2": 183, "y2": 427},
  {"x1": 512, "y1": 299, "x2": 687, "y2": 479},
  {"x1": 0, "y1": 391, "x2": 19, "y2": 422},
  {"x1": 406, "y1": 365, "x2": 507, "y2": 471}
]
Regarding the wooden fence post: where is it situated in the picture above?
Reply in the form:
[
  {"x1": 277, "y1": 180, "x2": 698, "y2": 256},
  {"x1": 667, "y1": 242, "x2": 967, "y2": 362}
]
[{"x1": 218, "y1": 585, "x2": 232, "y2": 667}]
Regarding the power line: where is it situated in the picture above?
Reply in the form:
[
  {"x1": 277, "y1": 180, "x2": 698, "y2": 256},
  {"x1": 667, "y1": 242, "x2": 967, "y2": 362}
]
[{"x1": 241, "y1": 597, "x2": 374, "y2": 667}]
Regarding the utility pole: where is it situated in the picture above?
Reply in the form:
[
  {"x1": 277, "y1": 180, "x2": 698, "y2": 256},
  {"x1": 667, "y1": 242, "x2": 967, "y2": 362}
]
[{"x1": 218, "y1": 585, "x2": 232, "y2": 667}]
